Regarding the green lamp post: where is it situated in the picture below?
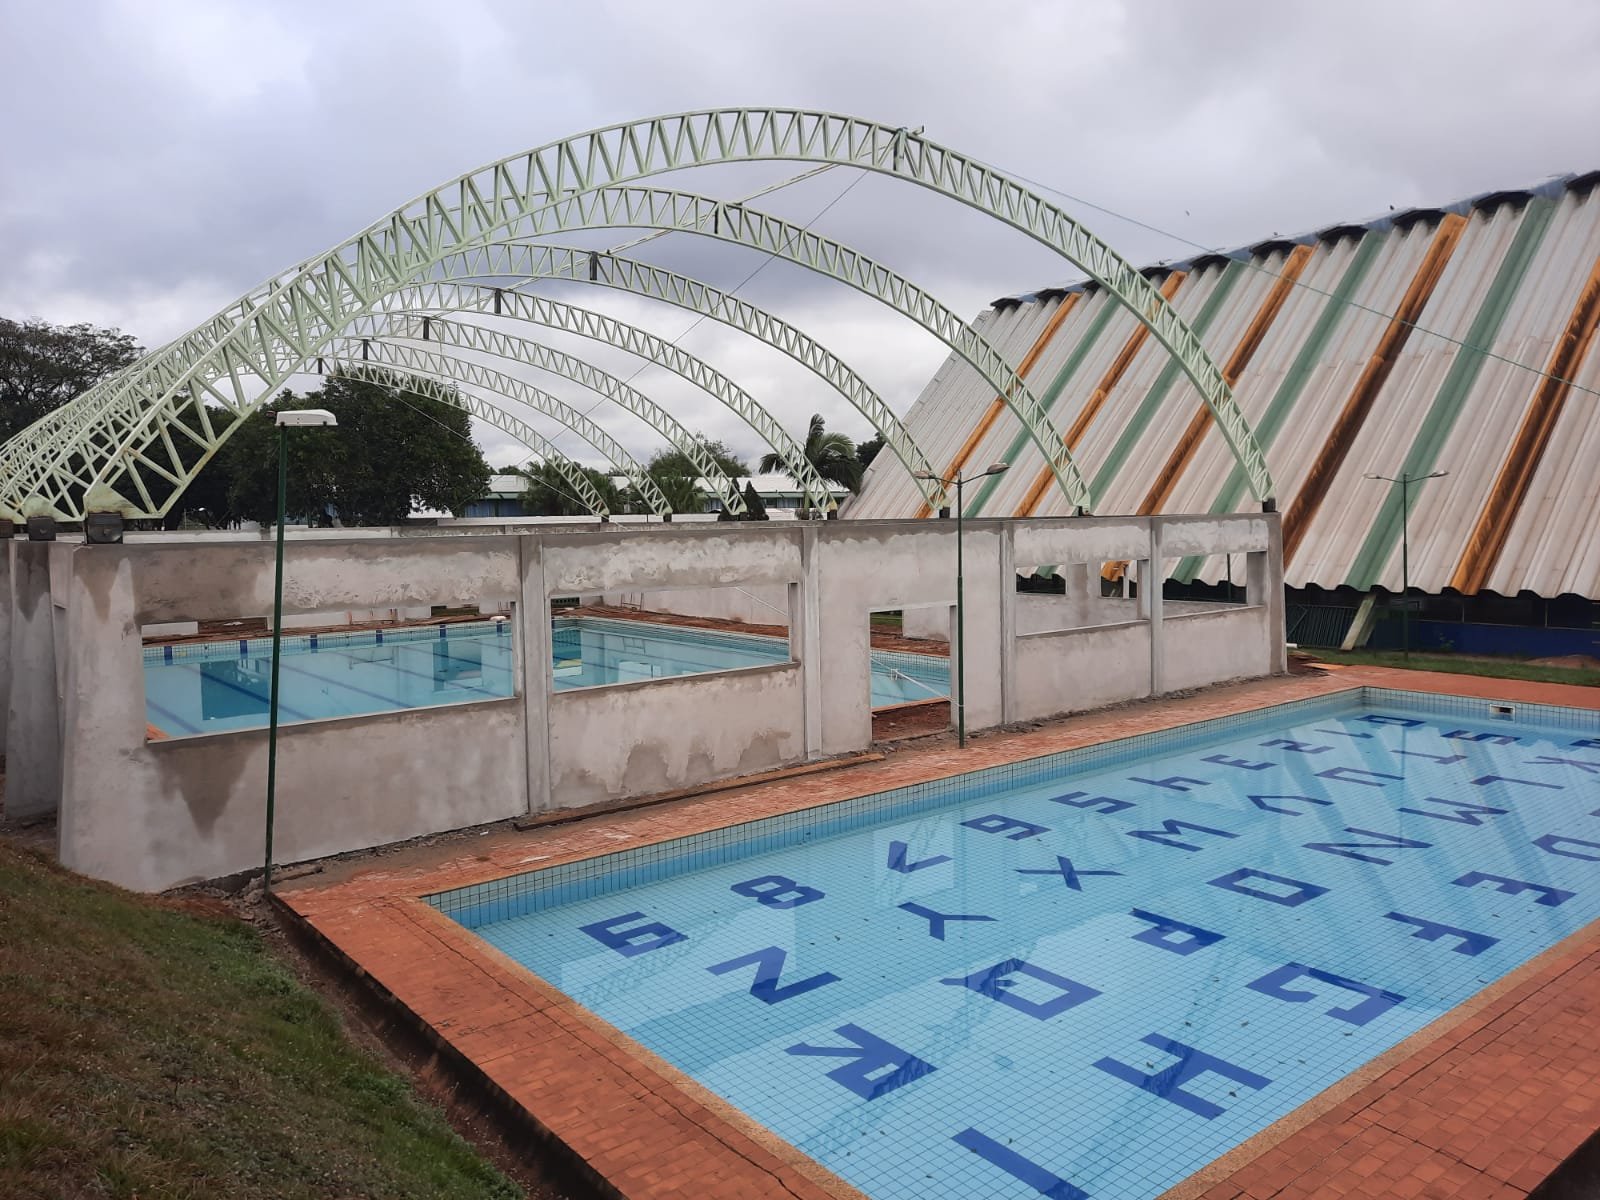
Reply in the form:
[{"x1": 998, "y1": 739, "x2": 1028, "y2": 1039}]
[
  {"x1": 916, "y1": 462, "x2": 1009, "y2": 748},
  {"x1": 263, "y1": 407, "x2": 338, "y2": 892},
  {"x1": 1364, "y1": 469, "x2": 1447, "y2": 662}
]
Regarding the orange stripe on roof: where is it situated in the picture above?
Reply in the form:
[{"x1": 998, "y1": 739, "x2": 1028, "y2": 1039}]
[
  {"x1": 1281, "y1": 214, "x2": 1467, "y2": 565},
  {"x1": 1013, "y1": 271, "x2": 1188, "y2": 517},
  {"x1": 914, "y1": 292, "x2": 1082, "y2": 518},
  {"x1": 1450, "y1": 249, "x2": 1600, "y2": 595},
  {"x1": 1138, "y1": 244, "x2": 1315, "y2": 515}
]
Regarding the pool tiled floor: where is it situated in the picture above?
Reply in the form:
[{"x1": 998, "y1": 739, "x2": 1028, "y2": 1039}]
[{"x1": 279, "y1": 666, "x2": 1600, "y2": 1199}]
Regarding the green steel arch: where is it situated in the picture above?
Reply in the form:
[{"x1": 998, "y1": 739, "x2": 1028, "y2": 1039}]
[
  {"x1": 418, "y1": 246, "x2": 947, "y2": 509},
  {"x1": 322, "y1": 343, "x2": 674, "y2": 517},
  {"x1": 370, "y1": 283, "x2": 841, "y2": 509},
  {"x1": 344, "y1": 314, "x2": 755, "y2": 513},
  {"x1": 0, "y1": 108, "x2": 1271, "y2": 519},
  {"x1": 41, "y1": 185, "x2": 1093, "y2": 516}
]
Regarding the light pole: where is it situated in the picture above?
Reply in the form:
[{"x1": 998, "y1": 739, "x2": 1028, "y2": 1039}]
[
  {"x1": 1365, "y1": 469, "x2": 1447, "y2": 662},
  {"x1": 916, "y1": 462, "x2": 1008, "y2": 747},
  {"x1": 264, "y1": 408, "x2": 338, "y2": 892}
]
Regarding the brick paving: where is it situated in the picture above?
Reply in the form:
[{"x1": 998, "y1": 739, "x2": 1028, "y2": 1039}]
[{"x1": 279, "y1": 665, "x2": 1600, "y2": 1200}]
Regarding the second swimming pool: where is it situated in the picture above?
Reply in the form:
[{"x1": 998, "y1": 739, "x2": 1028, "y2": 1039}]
[
  {"x1": 430, "y1": 689, "x2": 1600, "y2": 1200},
  {"x1": 143, "y1": 615, "x2": 950, "y2": 737}
]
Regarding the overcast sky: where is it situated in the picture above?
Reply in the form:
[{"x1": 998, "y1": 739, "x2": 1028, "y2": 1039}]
[{"x1": 5, "y1": 0, "x2": 1599, "y2": 471}]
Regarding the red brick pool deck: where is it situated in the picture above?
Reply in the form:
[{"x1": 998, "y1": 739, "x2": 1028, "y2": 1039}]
[{"x1": 278, "y1": 666, "x2": 1600, "y2": 1200}]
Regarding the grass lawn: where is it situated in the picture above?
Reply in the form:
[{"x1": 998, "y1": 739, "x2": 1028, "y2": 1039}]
[
  {"x1": 0, "y1": 838, "x2": 524, "y2": 1200},
  {"x1": 1307, "y1": 647, "x2": 1600, "y2": 687}
]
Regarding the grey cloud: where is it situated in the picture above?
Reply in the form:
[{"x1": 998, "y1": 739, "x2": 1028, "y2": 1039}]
[{"x1": 4, "y1": 0, "x2": 1598, "y2": 469}]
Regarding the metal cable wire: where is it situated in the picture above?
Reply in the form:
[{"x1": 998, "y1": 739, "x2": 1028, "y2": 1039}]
[{"x1": 974, "y1": 155, "x2": 1600, "y2": 403}]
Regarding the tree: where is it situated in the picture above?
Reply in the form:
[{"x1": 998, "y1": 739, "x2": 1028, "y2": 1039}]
[
  {"x1": 760, "y1": 413, "x2": 863, "y2": 494},
  {"x1": 191, "y1": 372, "x2": 491, "y2": 527},
  {"x1": 646, "y1": 435, "x2": 750, "y2": 478},
  {"x1": 740, "y1": 480, "x2": 769, "y2": 520},
  {"x1": 856, "y1": 433, "x2": 884, "y2": 471},
  {"x1": 517, "y1": 460, "x2": 622, "y2": 516},
  {"x1": 0, "y1": 316, "x2": 142, "y2": 443},
  {"x1": 646, "y1": 471, "x2": 705, "y2": 515}
]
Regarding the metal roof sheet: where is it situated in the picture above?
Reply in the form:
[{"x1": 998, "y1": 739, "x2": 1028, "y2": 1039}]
[{"x1": 853, "y1": 172, "x2": 1600, "y2": 598}]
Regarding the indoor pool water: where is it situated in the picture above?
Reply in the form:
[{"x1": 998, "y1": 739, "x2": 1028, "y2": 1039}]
[
  {"x1": 432, "y1": 692, "x2": 1600, "y2": 1200},
  {"x1": 142, "y1": 616, "x2": 948, "y2": 737}
]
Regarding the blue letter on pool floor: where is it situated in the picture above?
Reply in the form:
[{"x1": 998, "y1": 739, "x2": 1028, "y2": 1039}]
[
  {"x1": 785, "y1": 1024, "x2": 935, "y2": 1100},
  {"x1": 952, "y1": 1128, "x2": 1088, "y2": 1200},
  {"x1": 578, "y1": 912, "x2": 687, "y2": 957},
  {"x1": 1093, "y1": 1034, "x2": 1271, "y2": 1119}
]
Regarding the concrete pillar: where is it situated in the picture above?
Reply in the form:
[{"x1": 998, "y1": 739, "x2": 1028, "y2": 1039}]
[
  {"x1": 999, "y1": 523, "x2": 1018, "y2": 725},
  {"x1": 0, "y1": 543, "x2": 11, "y2": 757},
  {"x1": 4, "y1": 541, "x2": 63, "y2": 820},
  {"x1": 517, "y1": 535, "x2": 553, "y2": 813},
  {"x1": 798, "y1": 524, "x2": 823, "y2": 759},
  {"x1": 1146, "y1": 518, "x2": 1166, "y2": 696},
  {"x1": 1250, "y1": 513, "x2": 1289, "y2": 673}
]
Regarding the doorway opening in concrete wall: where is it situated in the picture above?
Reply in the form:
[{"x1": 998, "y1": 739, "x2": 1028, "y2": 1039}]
[{"x1": 869, "y1": 605, "x2": 951, "y2": 742}]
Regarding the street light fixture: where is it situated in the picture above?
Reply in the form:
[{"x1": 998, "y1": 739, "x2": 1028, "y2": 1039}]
[
  {"x1": 263, "y1": 407, "x2": 338, "y2": 892},
  {"x1": 1364, "y1": 469, "x2": 1447, "y2": 662},
  {"x1": 915, "y1": 462, "x2": 1008, "y2": 748}
]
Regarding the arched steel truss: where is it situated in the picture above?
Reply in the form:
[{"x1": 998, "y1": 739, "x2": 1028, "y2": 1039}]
[
  {"x1": 419, "y1": 246, "x2": 947, "y2": 509},
  {"x1": 322, "y1": 343, "x2": 674, "y2": 517},
  {"x1": 369, "y1": 283, "x2": 840, "y2": 508},
  {"x1": 340, "y1": 316, "x2": 757, "y2": 513},
  {"x1": 0, "y1": 108, "x2": 1273, "y2": 521}
]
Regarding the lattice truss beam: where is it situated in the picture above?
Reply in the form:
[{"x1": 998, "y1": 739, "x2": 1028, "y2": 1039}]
[{"x1": 0, "y1": 108, "x2": 1272, "y2": 520}]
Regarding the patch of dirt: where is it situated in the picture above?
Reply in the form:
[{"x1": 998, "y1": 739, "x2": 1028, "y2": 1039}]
[
  {"x1": 872, "y1": 699, "x2": 952, "y2": 741},
  {"x1": 1528, "y1": 654, "x2": 1600, "y2": 670}
]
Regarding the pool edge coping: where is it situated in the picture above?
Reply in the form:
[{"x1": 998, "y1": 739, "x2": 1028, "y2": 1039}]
[{"x1": 278, "y1": 667, "x2": 1600, "y2": 1199}]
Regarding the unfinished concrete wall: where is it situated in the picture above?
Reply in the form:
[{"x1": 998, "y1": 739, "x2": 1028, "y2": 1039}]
[
  {"x1": 54, "y1": 537, "x2": 526, "y2": 890},
  {"x1": 597, "y1": 584, "x2": 791, "y2": 627},
  {"x1": 5, "y1": 542, "x2": 62, "y2": 820},
  {"x1": 9, "y1": 513, "x2": 1284, "y2": 890}
]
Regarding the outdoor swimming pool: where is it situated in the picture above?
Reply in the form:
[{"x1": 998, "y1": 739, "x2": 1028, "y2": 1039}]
[
  {"x1": 430, "y1": 690, "x2": 1600, "y2": 1200},
  {"x1": 143, "y1": 615, "x2": 948, "y2": 737}
]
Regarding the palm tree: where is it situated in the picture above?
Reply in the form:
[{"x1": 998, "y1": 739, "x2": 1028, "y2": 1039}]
[{"x1": 760, "y1": 414, "x2": 863, "y2": 500}]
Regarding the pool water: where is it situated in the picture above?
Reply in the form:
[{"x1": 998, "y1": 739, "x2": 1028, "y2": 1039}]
[
  {"x1": 553, "y1": 617, "x2": 948, "y2": 707},
  {"x1": 143, "y1": 616, "x2": 948, "y2": 737},
  {"x1": 143, "y1": 623, "x2": 518, "y2": 736},
  {"x1": 433, "y1": 693, "x2": 1600, "y2": 1200}
]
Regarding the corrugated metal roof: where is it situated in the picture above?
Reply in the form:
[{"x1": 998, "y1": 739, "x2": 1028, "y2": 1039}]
[{"x1": 851, "y1": 172, "x2": 1600, "y2": 599}]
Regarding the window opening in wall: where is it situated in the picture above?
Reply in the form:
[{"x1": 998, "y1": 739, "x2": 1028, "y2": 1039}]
[
  {"x1": 548, "y1": 585, "x2": 796, "y2": 691},
  {"x1": 140, "y1": 603, "x2": 516, "y2": 740},
  {"x1": 1015, "y1": 564, "x2": 1144, "y2": 635}
]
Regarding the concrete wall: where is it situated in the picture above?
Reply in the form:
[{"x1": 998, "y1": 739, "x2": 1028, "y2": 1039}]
[
  {"x1": 597, "y1": 584, "x2": 791, "y2": 626},
  {"x1": 3, "y1": 513, "x2": 1284, "y2": 890}
]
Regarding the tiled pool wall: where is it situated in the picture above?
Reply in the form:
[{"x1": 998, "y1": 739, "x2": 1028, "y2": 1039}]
[
  {"x1": 142, "y1": 617, "x2": 512, "y2": 665},
  {"x1": 431, "y1": 686, "x2": 1542, "y2": 928},
  {"x1": 426, "y1": 686, "x2": 1600, "y2": 928}
]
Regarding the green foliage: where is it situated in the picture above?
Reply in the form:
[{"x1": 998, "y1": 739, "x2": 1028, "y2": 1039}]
[
  {"x1": 189, "y1": 373, "x2": 491, "y2": 527},
  {"x1": 516, "y1": 460, "x2": 621, "y2": 516},
  {"x1": 0, "y1": 838, "x2": 520, "y2": 1200},
  {"x1": 856, "y1": 433, "x2": 884, "y2": 471},
  {"x1": 740, "y1": 480, "x2": 769, "y2": 520},
  {"x1": 647, "y1": 471, "x2": 705, "y2": 515},
  {"x1": 645, "y1": 435, "x2": 749, "y2": 478},
  {"x1": 1308, "y1": 648, "x2": 1600, "y2": 687},
  {"x1": 0, "y1": 316, "x2": 142, "y2": 443},
  {"x1": 760, "y1": 412, "x2": 863, "y2": 494}
]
